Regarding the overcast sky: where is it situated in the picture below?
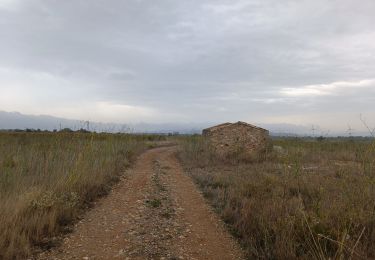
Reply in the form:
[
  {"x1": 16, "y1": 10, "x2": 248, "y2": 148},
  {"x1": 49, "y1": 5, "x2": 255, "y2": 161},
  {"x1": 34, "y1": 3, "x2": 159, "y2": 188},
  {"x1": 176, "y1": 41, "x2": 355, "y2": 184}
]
[{"x1": 1, "y1": 0, "x2": 374, "y2": 132}]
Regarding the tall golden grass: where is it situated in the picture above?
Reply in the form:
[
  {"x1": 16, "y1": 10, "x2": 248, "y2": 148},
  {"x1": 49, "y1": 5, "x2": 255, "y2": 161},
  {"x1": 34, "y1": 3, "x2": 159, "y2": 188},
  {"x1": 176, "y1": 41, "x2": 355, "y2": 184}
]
[
  {"x1": 0, "y1": 132, "x2": 156, "y2": 259},
  {"x1": 179, "y1": 136, "x2": 375, "y2": 259}
]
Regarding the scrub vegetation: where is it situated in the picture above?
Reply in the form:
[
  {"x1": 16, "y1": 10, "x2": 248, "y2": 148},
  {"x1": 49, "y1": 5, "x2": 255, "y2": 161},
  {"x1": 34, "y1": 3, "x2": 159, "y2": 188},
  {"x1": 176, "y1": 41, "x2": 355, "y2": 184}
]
[
  {"x1": 0, "y1": 132, "x2": 162, "y2": 259},
  {"x1": 179, "y1": 136, "x2": 375, "y2": 259}
]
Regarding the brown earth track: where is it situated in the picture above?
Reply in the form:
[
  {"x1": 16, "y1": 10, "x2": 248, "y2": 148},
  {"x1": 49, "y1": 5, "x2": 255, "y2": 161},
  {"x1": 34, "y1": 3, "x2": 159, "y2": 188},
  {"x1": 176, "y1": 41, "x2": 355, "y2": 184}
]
[{"x1": 37, "y1": 146, "x2": 244, "y2": 260}]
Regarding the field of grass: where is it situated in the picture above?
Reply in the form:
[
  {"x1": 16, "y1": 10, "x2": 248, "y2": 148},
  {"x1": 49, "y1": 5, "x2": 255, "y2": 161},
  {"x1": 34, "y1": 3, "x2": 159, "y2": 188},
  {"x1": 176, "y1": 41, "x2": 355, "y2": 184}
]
[
  {"x1": 179, "y1": 136, "x2": 375, "y2": 259},
  {"x1": 0, "y1": 132, "x2": 162, "y2": 259}
]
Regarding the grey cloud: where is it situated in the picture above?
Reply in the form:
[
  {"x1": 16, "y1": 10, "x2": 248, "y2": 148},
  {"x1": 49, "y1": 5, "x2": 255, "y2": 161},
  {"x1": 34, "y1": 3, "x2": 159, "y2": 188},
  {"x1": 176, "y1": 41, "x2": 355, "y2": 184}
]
[{"x1": 0, "y1": 0, "x2": 374, "y2": 132}]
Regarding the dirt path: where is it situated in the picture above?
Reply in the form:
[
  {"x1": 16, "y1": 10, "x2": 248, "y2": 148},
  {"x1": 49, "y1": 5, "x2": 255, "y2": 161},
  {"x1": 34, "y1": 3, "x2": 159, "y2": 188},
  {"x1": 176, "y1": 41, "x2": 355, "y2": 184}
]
[{"x1": 37, "y1": 147, "x2": 244, "y2": 260}]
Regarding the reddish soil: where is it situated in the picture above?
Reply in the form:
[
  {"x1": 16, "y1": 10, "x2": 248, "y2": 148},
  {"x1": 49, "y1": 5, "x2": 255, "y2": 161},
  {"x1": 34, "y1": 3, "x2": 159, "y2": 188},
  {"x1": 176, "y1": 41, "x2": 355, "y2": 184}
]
[{"x1": 37, "y1": 147, "x2": 244, "y2": 260}]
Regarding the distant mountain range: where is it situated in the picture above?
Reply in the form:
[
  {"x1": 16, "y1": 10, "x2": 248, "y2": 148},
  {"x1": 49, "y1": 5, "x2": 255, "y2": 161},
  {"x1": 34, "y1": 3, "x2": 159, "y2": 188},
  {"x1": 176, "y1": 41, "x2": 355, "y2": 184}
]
[
  {"x1": 0, "y1": 111, "x2": 204, "y2": 134},
  {"x1": 0, "y1": 110, "x2": 364, "y2": 136}
]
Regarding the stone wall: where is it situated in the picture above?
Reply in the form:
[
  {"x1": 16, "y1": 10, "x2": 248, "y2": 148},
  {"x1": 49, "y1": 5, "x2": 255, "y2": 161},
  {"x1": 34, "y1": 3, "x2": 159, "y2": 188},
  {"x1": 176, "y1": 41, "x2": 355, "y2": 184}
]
[{"x1": 202, "y1": 122, "x2": 270, "y2": 160}]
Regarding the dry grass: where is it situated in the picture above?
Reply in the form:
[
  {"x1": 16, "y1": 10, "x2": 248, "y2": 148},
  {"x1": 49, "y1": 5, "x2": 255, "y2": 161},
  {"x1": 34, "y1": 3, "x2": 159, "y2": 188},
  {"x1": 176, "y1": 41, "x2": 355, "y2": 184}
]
[
  {"x1": 0, "y1": 132, "x2": 162, "y2": 259},
  {"x1": 179, "y1": 136, "x2": 375, "y2": 259}
]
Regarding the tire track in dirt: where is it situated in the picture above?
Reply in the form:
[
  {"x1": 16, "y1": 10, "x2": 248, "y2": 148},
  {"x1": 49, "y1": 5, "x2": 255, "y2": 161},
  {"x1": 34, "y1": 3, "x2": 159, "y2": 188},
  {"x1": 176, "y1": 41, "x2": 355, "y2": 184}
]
[{"x1": 37, "y1": 147, "x2": 244, "y2": 260}]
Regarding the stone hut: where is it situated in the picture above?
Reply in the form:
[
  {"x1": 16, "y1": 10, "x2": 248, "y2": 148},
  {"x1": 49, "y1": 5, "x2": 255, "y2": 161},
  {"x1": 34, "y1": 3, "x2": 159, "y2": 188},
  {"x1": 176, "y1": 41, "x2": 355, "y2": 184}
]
[{"x1": 202, "y1": 121, "x2": 270, "y2": 159}]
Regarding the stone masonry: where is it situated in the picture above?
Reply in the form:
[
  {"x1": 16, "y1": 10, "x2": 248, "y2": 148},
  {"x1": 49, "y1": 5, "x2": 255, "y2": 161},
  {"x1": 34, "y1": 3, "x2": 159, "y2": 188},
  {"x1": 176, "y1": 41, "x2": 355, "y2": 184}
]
[{"x1": 202, "y1": 121, "x2": 270, "y2": 160}]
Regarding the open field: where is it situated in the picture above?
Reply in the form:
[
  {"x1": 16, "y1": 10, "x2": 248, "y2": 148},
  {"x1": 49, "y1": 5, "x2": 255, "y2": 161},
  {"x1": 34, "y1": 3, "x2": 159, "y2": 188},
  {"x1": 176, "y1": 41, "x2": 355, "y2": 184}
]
[
  {"x1": 2, "y1": 131, "x2": 375, "y2": 259},
  {"x1": 179, "y1": 136, "x2": 375, "y2": 259},
  {"x1": 0, "y1": 132, "x2": 162, "y2": 259}
]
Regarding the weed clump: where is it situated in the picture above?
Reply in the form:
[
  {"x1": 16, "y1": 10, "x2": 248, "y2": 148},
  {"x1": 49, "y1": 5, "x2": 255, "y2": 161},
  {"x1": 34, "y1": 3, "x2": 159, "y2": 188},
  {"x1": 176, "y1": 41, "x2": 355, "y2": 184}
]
[{"x1": 146, "y1": 199, "x2": 162, "y2": 208}]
